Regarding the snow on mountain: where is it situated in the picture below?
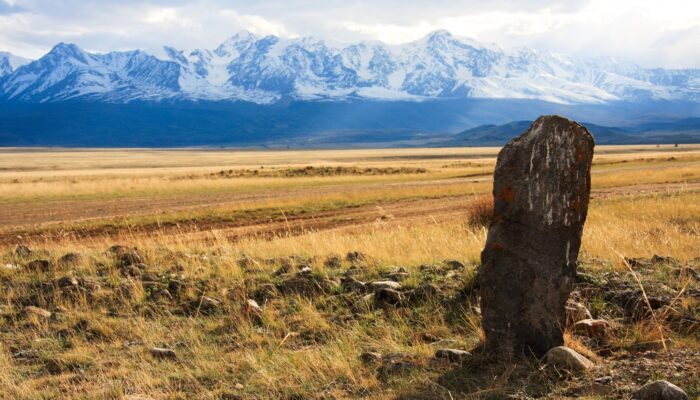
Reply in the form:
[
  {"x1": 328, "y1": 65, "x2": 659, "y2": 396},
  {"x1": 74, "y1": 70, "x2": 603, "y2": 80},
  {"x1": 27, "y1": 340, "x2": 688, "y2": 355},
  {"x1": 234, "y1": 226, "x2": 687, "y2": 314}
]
[
  {"x1": 1, "y1": 30, "x2": 699, "y2": 104},
  {"x1": 0, "y1": 51, "x2": 31, "y2": 77}
]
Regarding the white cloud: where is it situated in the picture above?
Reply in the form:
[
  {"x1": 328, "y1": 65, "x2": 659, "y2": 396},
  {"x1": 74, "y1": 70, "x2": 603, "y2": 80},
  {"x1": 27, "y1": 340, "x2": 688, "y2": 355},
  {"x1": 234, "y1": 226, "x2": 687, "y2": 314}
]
[{"x1": 0, "y1": 0, "x2": 698, "y2": 68}]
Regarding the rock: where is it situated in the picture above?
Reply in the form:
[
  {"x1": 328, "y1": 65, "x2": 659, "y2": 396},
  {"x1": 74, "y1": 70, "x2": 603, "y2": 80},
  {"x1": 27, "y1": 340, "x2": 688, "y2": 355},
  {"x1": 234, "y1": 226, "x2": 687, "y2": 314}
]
[
  {"x1": 244, "y1": 299, "x2": 262, "y2": 314},
  {"x1": 573, "y1": 319, "x2": 609, "y2": 338},
  {"x1": 374, "y1": 288, "x2": 404, "y2": 308},
  {"x1": 14, "y1": 244, "x2": 33, "y2": 258},
  {"x1": 566, "y1": 300, "x2": 593, "y2": 325},
  {"x1": 544, "y1": 346, "x2": 594, "y2": 372},
  {"x1": 346, "y1": 251, "x2": 367, "y2": 264},
  {"x1": 341, "y1": 276, "x2": 366, "y2": 293},
  {"x1": 3, "y1": 263, "x2": 20, "y2": 271},
  {"x1": 435, "y1": 348, "x2": 471, "y2": 363},
  {"x1": 197, "y1": 296, "x2": 222, "y2": 315},
  {"x1": 359, "y1": 351, "x2": 383, "y2": 365},
  {"x1": 298, "y1": 266, "x2": 313, "y2": 276},
  {"x1": 443, "y1": 260, "x2": 465, "y2": 270},
  {"x1": 479, "y1": 116, "x2": 594, "y2": 357},
  {"x1": 56, "y1": 276, "x2": 80, "y2": 290},
  {"x1": 408, "y1": 283, "x2": 441, "y2": 303},
  {"x1": 384, "y1": 271, "x2": 409, "y2": 282},
  {"x1": 650, "y1": 255, "x2": 681, "y2": 267},
  {"x1": 368, "y1": 280, "x2": 401, "y2": 291},
  {"x1": 26, "y1": 259, "x2": 51, "y2": 272},
  {"x1": 632, "y1": 380, "x2": 689, "y2": 400},
  {"x1": 57, "y1": 252, "x2": 82, "y2": 267},
  {"x1": 324, "y1": 254, "x2": 342, "y2": 268},
  {"x1": 24, "y1": 306, "x2": 52, "y2": 319},
  {"x1": 149, "y1": 347, "x2": 177, "y2": 360},
  {"x1": 377, "y1": 353, "x2": 419, "y2": 378},
  {"x1": 115, "y1": 248, "x2": 143, "y2": 267}
]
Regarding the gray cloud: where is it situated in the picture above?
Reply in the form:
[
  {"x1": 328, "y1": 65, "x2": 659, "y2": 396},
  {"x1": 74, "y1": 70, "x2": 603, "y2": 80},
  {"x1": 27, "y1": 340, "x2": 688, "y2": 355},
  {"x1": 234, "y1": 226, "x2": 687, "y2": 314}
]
[{"x1": 0, "y1": 0, "x2": 698, "y2": 68}]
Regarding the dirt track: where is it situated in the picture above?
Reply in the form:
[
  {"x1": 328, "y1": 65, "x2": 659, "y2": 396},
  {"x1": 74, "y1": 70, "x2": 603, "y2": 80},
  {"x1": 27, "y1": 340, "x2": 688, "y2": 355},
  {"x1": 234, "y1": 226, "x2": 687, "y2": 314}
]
[{"x1": 2, "y1": 179, "x2": 698, "y2": 247}]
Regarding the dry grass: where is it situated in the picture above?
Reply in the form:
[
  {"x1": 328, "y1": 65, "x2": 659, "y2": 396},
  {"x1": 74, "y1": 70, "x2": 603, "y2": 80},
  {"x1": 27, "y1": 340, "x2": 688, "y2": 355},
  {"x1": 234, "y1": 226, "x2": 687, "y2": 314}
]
[{"x1": 0, "y1": 145, "x2": 698, "y2": 399}]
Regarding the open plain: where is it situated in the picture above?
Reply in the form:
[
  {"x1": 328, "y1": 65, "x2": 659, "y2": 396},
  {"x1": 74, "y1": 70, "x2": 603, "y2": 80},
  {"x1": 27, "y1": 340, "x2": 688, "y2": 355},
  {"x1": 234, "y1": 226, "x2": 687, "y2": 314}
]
[{"x1": 0, "y1": 145, "x2": 698, "y2": 399}]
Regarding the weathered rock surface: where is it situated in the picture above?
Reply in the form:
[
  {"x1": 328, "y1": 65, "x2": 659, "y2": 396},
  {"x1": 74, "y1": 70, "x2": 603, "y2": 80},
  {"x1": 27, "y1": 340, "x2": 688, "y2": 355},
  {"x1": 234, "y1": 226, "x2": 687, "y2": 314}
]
[
  {"x1": 544, "y1": 346, "x2": 594, "y2": 372},
  {"x1": 434, "y1": 348, "x2": 471, "y2": 363},
  {"x1": 479, "y1": 115, "x2": 594, "y2": 356},
  {"x1": 632, "y1": 380, "x2": 689, "y2": 400}
]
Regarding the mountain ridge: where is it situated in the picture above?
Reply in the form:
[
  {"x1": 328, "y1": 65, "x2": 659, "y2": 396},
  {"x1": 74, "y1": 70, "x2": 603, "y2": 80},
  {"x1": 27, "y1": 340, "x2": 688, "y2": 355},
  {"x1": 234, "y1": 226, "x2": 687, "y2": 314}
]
[{"x1": 2, "y1": 30, "x2": 699, "y2": 104}]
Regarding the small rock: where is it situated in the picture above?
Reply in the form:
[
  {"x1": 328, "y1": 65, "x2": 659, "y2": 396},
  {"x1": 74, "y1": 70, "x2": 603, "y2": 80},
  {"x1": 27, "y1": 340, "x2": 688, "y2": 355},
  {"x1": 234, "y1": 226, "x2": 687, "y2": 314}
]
[
  {"x1": 573, "y1": 319, "x2": 609, "y2": 338},
  {"x1": 56, "y1": 276, "x2": 80, "y2": 289},
  {"x1": 443, "y1": 260, "x2": 465, "y2": 270},
  {"x1": 341, "y1": 276, "x2": 366, "y2": 293},
  {"x1": 346, "y1": 251, "x2": 367, "y2": 264},
  {"x1": 595, "y1": 376, "x2": 613, "y2": 384},
  {"x1": 632, "y1": 380, "x2": 689, "y2": 400},
  {"x1": 544, "y1": 346, "x2": 594, "y2": 372},
  {"x1": 3, "y1": 263, "x2": 20, "y2": 271},
  {"x1": 566, "y1": 299, "x2": 592, "y2": 325},
  {"x1": 58, "y1": 252, "x2": 82, "y2": 267},
  {"x1": 197, "y1": 296, "x2": 222, "y2": 315},
  {"x1": 14, "y1": 244, "x2": 33, "y2": 258},
  {"x1": 324, "y1": 255, "x2": 342, "y2": 268},
  {"x1": 435, "y1": 348, "x2": 471, "y2": 363},
  {"x1": 384, "y1": 272, "x2": 409, "y2": 282},
  {"x1": 298, "y1": 266, "x2": 313, "y2": 276},
  {"x1": 26, "y1": 259, "x2": 51, "y2": 272},
  {"x1": 368, "y1": 280, "x2": 401, "y2": 291},
  {"x1": 149, "y1": 347, "x2": 177, "y2": 360},
  {"x1": 24, "y1": 306, "x2": 52, "y2": 319},
  {"x1": 408, "y1": 283, "x2": 441, "y2": 303},
  {"x1": 650, "y1": 255, "x2": 681, "y2": 267},
  {"x1": 374, "y1": 288, "x2": 404, "y2": 308},
  {"x1": 359, "y1": 351, "x2": 382, "y2": 365},
  {"x1": 244, "y1": 299, "x2": 262, "y2": 314}
]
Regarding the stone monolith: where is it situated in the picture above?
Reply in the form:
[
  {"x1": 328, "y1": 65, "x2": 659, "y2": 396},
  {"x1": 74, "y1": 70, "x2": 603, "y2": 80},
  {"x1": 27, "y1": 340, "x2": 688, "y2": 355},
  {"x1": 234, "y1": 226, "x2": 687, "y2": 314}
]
[{"x1": 479, "y1": 115, "x2": 594, "y2": 357}]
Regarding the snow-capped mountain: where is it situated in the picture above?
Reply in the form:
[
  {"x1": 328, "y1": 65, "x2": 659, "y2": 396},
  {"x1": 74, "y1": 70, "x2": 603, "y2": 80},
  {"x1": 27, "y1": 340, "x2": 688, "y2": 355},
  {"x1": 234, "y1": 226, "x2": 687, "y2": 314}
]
[
  {"x1": 0, "y1": 51, "x2": 31, "y2": 77},
  {"x1": 1, "y1": 30, "x2": 699, "y2": 104}
]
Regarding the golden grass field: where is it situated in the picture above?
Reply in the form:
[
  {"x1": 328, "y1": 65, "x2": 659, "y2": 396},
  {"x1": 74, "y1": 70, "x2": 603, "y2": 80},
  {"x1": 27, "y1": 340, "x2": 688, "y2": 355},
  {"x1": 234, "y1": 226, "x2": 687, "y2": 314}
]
[{"x1": 0, "y1": 144, "x2": 698, "y2": 399}]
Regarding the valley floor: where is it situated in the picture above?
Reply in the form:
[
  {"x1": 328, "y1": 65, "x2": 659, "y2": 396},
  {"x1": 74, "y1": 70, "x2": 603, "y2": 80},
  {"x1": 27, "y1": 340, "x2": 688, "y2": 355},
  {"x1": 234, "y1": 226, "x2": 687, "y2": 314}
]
[{"x1": 0, "y1": 145, "x2": 698, "y2": 399}]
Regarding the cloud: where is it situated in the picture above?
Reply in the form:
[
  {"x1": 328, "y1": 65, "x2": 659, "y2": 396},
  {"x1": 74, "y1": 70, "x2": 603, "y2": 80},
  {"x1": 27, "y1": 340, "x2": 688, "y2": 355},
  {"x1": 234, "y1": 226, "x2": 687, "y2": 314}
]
[
  {"x1": 0, "y1": 0, "x2": 698, "y2": 68},
  {"x1": 0, "y1": 0, "x2": 25, "y2": 14}
]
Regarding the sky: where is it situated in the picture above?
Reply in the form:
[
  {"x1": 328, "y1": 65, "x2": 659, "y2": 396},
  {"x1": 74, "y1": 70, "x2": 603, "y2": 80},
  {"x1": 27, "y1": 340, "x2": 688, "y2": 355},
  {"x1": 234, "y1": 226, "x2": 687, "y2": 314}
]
[{"x1": 1, "y1": 0, "x2": 699, "y2": 68}]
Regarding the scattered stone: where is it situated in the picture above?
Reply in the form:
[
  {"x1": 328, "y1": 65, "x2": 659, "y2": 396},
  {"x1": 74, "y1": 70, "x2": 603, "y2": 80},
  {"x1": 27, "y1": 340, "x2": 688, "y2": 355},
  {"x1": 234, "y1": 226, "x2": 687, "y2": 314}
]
[
  {"x1": 377, "y1": 353, "x2": 419, "y2": 378},
  {"x1": 14, "y1": 244, "x2": 33, "y2": 258},
  {"x1": 56, "y1": 276, "x2": 80, "y2": 290},
  {"x1": 650, "y1": 255, "x2": 681, "y2": 267},
  {"x1": 346, "y1": 251, "x2": 367, "y2": 264},
  {"x1": 573, "y1": 319, "x2": 609, "y2": 338},
  {"x1": 566, "y1": 300, "x2": 593, "y2": 325},
  {"x1": 359, "y1": 351, "x2": 383, "y2": 365},
  {"x1": 57, "y1": 252, "x2": 82, "y2": 267},
  {"x1": 115, "y1": 248, "x2": 143, "y2": 267},
  {"x1": 196, "y1": 296, "x2": 223, "y2": 315},
  {"x1": 443, "y1": 260, "x2": 465, "y2": 270},
  {"x1": 298, "y1": 266, "x2": 313, "y2": 276},
  {"x1": 407, "y1": 283, "x2": 441, "y2": 303},
  {"x1": 384, "y1": 271, "x2": 410, "y2": 282},
  {"x1": 632, "y1": 380, "x2": 689, "y2": 400},
  {"x1": 374, "y1": 288, "x2": 404, "y2": 308},
  {"x1": 26, "y1": 259, "x2": 51, "y2": 272},
  {"x1": 595, "y1": 376, "x2": 613, "y2": 385},
  {"x1": 435, "y1": 348, "x2": 471, "y2": 363},
  {"x1": 324, "y1": 254, "x2": 342, "y2": 268},
  {"x1": 244, "y1": 299, "x2": 262, "y2": 314},
  {"x1": 368, "y1": 280, "x2": 401, "y2": 291},
  {"x1": 24, "y1": 306, "x2": 52, "y2": 320},
  {"x1": 149, "y1": 347, "x2": 177, "y2": 360},
  {"x1": 544, "y1": 346, "x2": 594, "y2": 372},
  {"x1": 3, "y1": 263, "x2": 20, "y2": 271},
  {"x1": 341, "y1": 276, "x2": 366, "y2": 293},
  {"x1": 479, "y1": 116, "x2": 595, "y2": 356}
]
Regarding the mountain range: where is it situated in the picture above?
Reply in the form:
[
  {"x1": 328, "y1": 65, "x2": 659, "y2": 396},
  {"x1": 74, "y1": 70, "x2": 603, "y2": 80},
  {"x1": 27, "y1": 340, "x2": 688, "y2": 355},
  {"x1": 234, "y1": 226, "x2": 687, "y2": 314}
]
[{"x1": 1, "y1": 30, "x2": 699, "y2": 147}]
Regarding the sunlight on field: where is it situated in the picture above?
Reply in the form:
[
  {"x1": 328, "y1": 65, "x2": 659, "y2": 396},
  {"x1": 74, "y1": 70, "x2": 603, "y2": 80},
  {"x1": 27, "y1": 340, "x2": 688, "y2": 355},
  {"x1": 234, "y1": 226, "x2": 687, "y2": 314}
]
[{"x1": 0, "y1": 145, "x2": 698, "y2": 399}]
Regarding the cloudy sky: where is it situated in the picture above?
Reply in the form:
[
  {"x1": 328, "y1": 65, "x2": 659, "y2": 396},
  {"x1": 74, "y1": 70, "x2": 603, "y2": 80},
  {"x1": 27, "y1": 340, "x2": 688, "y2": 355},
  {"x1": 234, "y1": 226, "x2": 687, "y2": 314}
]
[{"x1": 1, "y1": 0, "x2": 699, "y2": 68}]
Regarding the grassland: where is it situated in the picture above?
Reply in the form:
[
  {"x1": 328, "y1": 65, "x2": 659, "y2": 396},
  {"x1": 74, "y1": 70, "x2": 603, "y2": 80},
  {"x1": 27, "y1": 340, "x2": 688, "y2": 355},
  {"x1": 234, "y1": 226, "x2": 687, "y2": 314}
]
[{"x1": 0, "y1": 145, "x2": 698, "y2": 399}]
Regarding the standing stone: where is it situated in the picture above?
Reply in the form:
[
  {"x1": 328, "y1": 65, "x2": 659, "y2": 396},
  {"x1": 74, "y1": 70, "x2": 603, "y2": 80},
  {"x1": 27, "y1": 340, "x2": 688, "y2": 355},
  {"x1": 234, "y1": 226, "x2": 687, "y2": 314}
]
[{"x1": 479, "y1": 115, "x2": 594, "y2": 357}]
